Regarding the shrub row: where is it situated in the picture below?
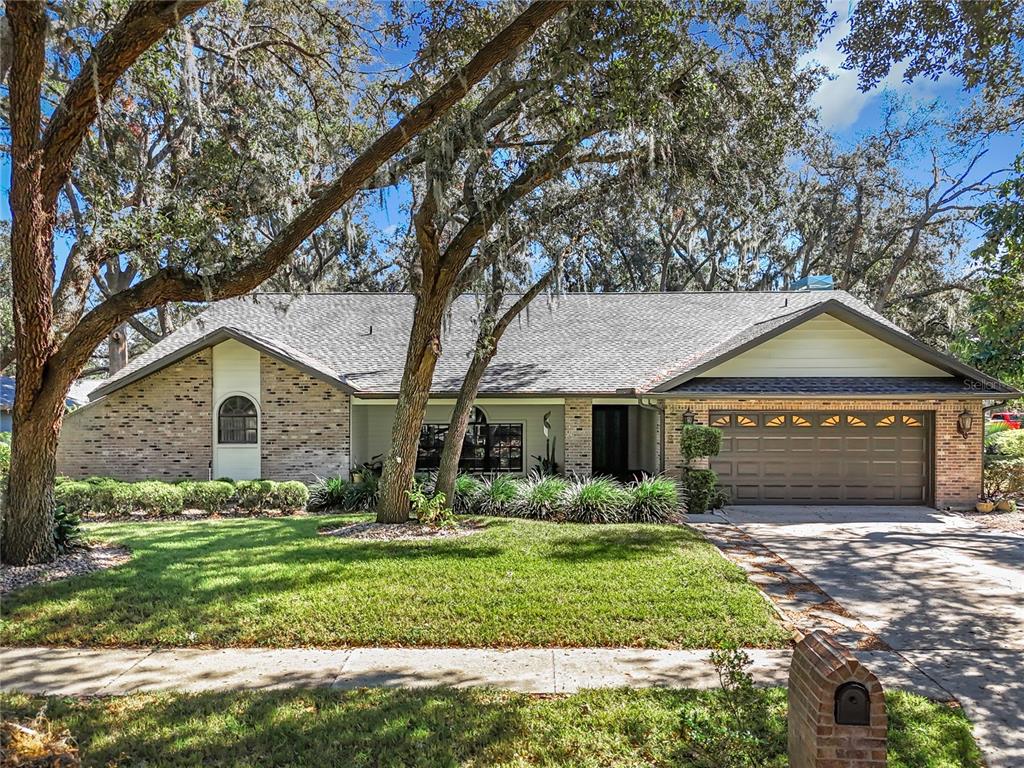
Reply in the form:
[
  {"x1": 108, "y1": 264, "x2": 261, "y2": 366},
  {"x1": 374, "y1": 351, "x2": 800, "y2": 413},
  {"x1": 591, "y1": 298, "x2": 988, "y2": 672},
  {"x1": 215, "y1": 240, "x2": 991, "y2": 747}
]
[
  {"x1": 54, "y1": 476, "x2": 309, "y2": 516},
  {"x1": 984, "y1": 456, "x2": 1024, "y2": 496},
  {"x1": 454, "y1": 473, "x2": 685, "y2": 524}
]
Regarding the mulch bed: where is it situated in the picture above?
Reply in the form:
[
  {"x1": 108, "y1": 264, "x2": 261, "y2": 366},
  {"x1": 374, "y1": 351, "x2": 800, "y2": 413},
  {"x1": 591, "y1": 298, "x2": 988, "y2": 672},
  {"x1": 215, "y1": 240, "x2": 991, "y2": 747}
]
[
  {"x1": 319, "y1": 520, "x2": 486, "y2": 542},
  {"x1": 959, "y1": 508, "x2": 1024, "y2": 535},
  {"x1": 1, "y1": 544, "x2": 132, "y2": 595}
]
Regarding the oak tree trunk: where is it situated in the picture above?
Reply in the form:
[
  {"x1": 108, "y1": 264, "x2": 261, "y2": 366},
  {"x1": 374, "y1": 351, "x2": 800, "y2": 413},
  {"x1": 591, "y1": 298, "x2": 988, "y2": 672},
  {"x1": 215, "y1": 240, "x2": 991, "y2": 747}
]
[
  {"x1": 434, "y1": 272, "x2": 554, "y2": 503},
  {"x1": 434, "y1": 351, "x2": 492, "y2": 504},
  {"x1": 375, "y1": 292, "x2": 450, "y2": 522},
  {"x1": 3, "y1": 394, "x2": 66, "y2": 564}
]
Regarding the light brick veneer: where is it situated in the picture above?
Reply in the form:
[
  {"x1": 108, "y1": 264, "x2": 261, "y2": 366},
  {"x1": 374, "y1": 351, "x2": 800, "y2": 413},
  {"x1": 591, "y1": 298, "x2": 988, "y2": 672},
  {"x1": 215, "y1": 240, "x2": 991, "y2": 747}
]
[
  {"x1": 57, "y1": 352, "x2": 213, "y2": 480},
  {"x1": 788, "y1": 630, "x2": 887, "y2": 768},
  {"x1": 563, "y1": 397, "x2": 593, "y2": 475},
  {"x1": 260, "y1": 355, "x2": 350, "y2": 481},
  {"x1": 661, "y1": 398, "x2": 984, "y2": 509}
]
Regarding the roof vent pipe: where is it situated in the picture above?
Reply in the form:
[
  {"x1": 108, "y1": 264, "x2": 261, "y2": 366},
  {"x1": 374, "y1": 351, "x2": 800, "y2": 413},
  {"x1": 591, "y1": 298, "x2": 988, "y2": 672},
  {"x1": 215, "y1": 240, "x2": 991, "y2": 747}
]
[{"x1": 791, "y1": 275, "x2": 834, "y2": 291}]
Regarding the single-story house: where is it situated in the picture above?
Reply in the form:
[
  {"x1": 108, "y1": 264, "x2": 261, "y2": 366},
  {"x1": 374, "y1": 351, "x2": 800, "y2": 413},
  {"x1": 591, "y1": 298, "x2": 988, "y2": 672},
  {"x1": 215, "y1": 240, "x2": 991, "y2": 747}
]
[
  {"x1": 57, "y1": 290, "x2": 1018, "y2": 508},
  {"x1": 2, "y1": 375, "x2": 99, "y2": 432}
]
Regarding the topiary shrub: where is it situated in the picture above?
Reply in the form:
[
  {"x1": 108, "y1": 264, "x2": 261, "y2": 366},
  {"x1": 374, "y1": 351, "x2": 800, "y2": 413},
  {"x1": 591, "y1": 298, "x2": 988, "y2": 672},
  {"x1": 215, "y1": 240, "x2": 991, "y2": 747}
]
[
  {"x1": 452, "y1": 474, "x2": 484, "y2": 514},
  {"x1": 180, "y1": 480, "x2": 236, "y2": 513},
  {"x1": 235, "y1": 480, "x2": 277, "y2": 510},
  {"x1": 308, "y1": 476, "x2": 348, "y2": 511},
  {"x1": 684, "y1": 469, "x2": 720, "y2": 515},
  {"x1": 519, "y1": 473, "x2": 569, "y2": 520},
  {"x1": 476, "y1": 475, "x2": 523, "y2": 516},
  {"x1": 682, "y1": 424, "x2": 723, "y2": 462},
  {"x1": 271, "y1": 480, "x2": 309, "y2": 511},
  {"x1": 563, "y1": 476, "x2": 630, "y2": 524},
  {"x1": 628, "y1": 474, "x2": 683, "y2": 523}
]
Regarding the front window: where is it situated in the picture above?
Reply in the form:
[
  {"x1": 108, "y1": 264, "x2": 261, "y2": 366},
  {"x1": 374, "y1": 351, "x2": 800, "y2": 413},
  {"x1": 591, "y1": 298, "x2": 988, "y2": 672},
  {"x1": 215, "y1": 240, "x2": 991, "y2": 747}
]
[
  {"x1": 417, "y1": 407, "x2": 523, "y2": 473},
  {"x1": 218, "y1": 395, "x2": 258, "y2": 444}
]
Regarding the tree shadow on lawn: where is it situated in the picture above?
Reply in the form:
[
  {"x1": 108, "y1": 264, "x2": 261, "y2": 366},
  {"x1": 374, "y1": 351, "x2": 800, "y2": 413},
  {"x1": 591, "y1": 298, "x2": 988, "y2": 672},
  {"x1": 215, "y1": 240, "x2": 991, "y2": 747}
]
[
  {"x1": 2, "y1": 517, "x2": 721, "y2": 648},
  {"x1": 1, "y1": 687, "x2": 791, "y2": 768}
]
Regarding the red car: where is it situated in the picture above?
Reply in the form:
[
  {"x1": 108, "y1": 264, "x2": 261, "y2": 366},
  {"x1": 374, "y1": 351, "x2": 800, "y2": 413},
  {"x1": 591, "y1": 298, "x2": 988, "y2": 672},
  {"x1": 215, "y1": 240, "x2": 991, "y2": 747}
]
[{"x1": 991, "y1": 412, "x2": 1023, "y2": 429}]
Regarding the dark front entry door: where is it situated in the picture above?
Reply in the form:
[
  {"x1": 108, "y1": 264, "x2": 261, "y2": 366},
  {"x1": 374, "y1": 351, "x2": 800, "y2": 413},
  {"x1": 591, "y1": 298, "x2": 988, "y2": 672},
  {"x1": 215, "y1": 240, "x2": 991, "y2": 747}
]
[
  {"x1": 710, "y1": 411, "x2": 932, "y2": 504},
  {"x1": 593, "y1": 405, "x2": 629, "y2": 478}
]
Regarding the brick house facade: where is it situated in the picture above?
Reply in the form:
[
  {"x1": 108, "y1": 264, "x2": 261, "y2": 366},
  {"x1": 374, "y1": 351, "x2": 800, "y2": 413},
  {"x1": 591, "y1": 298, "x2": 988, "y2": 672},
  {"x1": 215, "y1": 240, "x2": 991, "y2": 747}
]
[
  {"x1": 58, "y1": 293, "x2": 1011, "y2": 505},
  {"x1": 57, "y1": 352, "x2": 214, "y2": 481},
  {"x1": 59, "y1": 350, "x2": 351, "y2": 483}
]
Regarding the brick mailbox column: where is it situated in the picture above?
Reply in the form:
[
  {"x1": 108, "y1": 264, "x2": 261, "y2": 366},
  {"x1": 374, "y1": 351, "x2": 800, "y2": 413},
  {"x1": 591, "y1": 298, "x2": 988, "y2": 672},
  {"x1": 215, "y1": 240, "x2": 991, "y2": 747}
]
[{"x1": 789, "y1": 631, "x2": 887, "y2": 768}]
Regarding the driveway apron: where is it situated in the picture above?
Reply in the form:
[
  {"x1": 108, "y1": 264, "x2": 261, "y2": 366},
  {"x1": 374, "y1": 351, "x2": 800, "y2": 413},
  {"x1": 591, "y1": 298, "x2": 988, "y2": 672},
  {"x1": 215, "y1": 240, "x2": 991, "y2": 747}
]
[{"x1": 723, "y1": 505, "x2": 1024, "y2": 768}]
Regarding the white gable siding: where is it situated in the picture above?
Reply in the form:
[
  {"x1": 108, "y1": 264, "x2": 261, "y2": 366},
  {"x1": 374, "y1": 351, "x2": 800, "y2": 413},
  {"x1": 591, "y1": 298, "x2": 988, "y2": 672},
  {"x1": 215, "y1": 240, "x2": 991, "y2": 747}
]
[
  {"x1": 212, "y1": 340, "x2": 261, "y2": 480},
  {"x1": 702, "y1": 314, "x2": 951, "y2": 378}
]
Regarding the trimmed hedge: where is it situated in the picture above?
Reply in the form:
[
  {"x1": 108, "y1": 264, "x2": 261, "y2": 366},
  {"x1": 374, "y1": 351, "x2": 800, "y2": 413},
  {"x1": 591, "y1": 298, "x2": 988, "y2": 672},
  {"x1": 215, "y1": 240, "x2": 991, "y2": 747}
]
[
  {"x1": 235, "y1": 480, "x2": 277, "y2": 510},
  {"x1": 53, "y1": 477, "x2": 310, "y2": 515},
  {"x1": 272, "y1": 480, "x2": 310, "y2": 511},
  {"x1": 54, "y1": 481, "x2": 96, "y2": 514},
  {"x1": 179, "y1": 481, "x2": 236, "y2": 513}
]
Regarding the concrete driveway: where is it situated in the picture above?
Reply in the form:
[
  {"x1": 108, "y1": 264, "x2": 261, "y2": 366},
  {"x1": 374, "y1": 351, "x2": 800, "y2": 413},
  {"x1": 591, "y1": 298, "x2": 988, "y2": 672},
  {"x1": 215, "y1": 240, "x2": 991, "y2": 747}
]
[{"x1": 724, "y1": 505, "x2": 1024, "y2": 768}]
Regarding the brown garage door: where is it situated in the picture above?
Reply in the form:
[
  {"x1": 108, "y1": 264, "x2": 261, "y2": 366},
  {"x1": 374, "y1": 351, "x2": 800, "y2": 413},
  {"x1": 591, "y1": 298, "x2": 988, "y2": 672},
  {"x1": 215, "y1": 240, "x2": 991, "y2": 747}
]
[{"x1": 710, "y1": 411, "x2": 932, "y2": 504}]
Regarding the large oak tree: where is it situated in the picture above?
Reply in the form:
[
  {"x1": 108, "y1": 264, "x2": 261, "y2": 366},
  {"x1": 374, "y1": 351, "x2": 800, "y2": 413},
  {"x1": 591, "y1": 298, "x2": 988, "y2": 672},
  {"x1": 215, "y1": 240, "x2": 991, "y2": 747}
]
[
  {"x1": 2, "y1": 0, "x2": 568, "y2": 565},
  {"x1": 371, "y1": 1, "x2": 827, "y2": 521}
]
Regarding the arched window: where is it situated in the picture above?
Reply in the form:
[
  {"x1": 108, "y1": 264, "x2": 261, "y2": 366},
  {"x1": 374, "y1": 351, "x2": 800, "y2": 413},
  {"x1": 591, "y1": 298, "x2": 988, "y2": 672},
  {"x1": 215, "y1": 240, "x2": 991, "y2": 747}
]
[{"x1": 218, "y1": 396, "x2": 258, "y2": 444}]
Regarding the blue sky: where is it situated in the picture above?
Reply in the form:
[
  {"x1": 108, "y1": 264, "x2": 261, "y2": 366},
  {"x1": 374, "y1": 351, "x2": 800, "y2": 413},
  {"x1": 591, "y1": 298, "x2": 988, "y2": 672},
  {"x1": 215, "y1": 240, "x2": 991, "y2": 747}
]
[
  {"x1": 3, "y1": 3, "x2": 1020, "y2": 280},
  {"x1": 800, "y1": 3, "x2": 1020, "y2": 181}
]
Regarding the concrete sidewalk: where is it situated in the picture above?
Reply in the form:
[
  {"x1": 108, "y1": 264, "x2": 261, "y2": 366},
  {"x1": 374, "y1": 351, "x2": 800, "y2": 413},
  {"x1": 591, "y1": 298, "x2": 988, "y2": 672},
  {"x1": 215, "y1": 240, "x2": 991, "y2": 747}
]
[
  {"x1": 1, "y1": 647, "x2": 790, "y2": 695},
  {"x1": 0, "y1": 645, "x2": 945, "y2": 698}
]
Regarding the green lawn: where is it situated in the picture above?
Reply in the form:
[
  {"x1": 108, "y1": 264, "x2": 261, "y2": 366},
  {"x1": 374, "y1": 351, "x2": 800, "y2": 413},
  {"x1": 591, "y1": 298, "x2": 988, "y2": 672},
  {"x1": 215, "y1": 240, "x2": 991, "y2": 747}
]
[
  {"x1": 0, "y1": 516, "x2": 788, "y2": 648},
  {"x1": 0, "y1": 688, "x2": 981, "y2": 768}
]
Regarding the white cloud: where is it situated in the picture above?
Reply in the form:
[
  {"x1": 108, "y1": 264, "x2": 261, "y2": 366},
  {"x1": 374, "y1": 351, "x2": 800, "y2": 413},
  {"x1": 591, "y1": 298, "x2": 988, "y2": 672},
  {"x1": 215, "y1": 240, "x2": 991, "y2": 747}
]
[
  {"x1": 800, "y1": 8, "x2": 900, "y2": 131},
  {"x1": 801, "y1": 3, "x2": 959, "y2": 132}
]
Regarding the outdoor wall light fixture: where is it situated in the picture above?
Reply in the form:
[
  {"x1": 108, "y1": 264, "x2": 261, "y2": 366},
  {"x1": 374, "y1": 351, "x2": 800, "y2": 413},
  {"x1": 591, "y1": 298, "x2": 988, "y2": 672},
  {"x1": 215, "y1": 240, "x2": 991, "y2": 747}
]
[
  {"x1": 956, "y1": 408, "x2": 974, "y2": 439},
  {"x1": 683, "y1": 407, "x2": 696, "y2": 425}
]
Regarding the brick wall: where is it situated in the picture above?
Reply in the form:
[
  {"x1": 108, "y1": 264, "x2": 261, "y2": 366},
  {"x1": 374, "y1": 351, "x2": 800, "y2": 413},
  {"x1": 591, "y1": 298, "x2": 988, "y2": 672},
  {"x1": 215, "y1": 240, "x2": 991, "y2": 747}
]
[
  {"x1": 563, "y1": 397, "x2": 593, "y2": 475},
  {"x1": 934, "y1": 400, "x2": 983, "y2": 509},
  {"x1": 789, "y1": 631, "x2": 887, "y2": 768},
  {"x1": 57, "y1": 352, "x2": 213, "y2": 481},
  {"x1": 260, "y1": 355, "x2": 350, "y2": 481},
  {"x1": 661, "y1": 398, "x2": 983, "y2": 508}
]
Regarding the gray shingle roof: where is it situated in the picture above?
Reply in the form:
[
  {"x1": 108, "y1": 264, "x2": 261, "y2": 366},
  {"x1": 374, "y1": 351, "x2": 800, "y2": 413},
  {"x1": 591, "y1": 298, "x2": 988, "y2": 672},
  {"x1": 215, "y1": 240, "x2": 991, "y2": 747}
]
[
  {"x1": 668, "y1": 376, "x2": 986, "y2": 396},
  {"x1": 92, "y1": 290, "x2": 1005, "y2": 398}
]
